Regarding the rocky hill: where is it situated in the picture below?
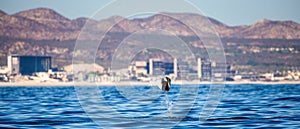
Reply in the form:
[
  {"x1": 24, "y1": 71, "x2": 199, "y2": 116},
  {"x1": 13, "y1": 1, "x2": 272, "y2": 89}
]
[{"x1": 1, "y1": 8, "x2": 300, "y2": 40}]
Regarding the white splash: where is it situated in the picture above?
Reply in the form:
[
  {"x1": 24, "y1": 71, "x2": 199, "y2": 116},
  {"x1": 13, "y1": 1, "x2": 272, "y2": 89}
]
[{"x1": 164, "y1": 91, "x2": 173, "y2": 117}]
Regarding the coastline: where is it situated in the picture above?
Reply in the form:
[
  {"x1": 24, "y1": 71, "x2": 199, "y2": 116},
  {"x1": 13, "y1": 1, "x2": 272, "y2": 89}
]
[{"x1": 0, "y1": 80, "x2": 300, "y2": 87}]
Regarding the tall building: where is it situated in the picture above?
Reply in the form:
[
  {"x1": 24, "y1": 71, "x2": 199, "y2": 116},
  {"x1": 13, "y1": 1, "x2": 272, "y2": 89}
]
[
  {"x1": 7, "y1": 55, "x2": 52, "y2": 75},
  {"x1": 201, "y1": 60, "x2": 212, "y2": 81},
  {"x1": 174, "y1": 58, "x2": 178, "y2": 77},
  {"x1": 197, "y1": 58, "x2": 202, "y2": 79},
  {"x1": 211, "y1": 62, "x2": 228, "y2": 81},
  {"x1": 148, "y1": 59, "x2": 174, "y2": 76},
  {"x1": 176, "y1": 60, "x2": 190, "y2": 80},
  {"x1": 196, "y1": 58, "x2": 236, "y2": 81}
]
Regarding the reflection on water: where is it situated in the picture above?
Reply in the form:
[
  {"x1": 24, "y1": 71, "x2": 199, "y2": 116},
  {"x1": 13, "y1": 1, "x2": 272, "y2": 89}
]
[
  {"x1": 164, "y1": 92, "x2": 173, "y2": 115},
  {"x1": 0, "y1": 84, "x2": 299, "y2": 128}
]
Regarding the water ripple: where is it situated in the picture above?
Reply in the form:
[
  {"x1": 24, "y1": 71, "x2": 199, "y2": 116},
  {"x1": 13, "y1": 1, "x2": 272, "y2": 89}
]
[{"x1": 0, "y1": 85, "x2": 299, "y2": 128}]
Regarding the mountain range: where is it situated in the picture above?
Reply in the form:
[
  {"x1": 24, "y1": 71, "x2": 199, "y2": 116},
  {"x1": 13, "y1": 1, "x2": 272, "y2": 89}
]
[
  {"x1": 0, "y1": 8, "x2": 300, "y2": 72},
  {"x1": 1, "y1": 8, "x2": 300, "y2": 40}
]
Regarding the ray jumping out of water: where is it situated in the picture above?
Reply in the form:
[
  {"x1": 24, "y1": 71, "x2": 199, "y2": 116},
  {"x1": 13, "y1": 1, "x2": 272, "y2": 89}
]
[
  {"x1": 160, "y1": 76, "x2": 171, "y2": 91},
  {"x1": 158, "y1": 77, "x2": 173, "y2": 115}
]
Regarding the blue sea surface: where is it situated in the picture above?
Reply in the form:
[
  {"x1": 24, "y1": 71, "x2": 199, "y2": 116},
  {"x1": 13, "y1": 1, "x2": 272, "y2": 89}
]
[{"x1": 0, "y1": 84, "x2": 299, "y2": 128}]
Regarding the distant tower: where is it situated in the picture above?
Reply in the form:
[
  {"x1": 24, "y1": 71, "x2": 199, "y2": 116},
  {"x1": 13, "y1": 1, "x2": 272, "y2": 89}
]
[
  {"x1": 149, "y1": 59, "x2": 153, "y2": 75},
  {"x1": 197, "y1": 58, "x2": 202, "y2": 79},
  {"x1": 7, "y1": 55, "x2": 20, "y2": 75},
  {"x1": 174, "y1": 58, "x2": 177, "y2": 77},
  {"x1": 7, "y1": 55, "x2": 12, "y2": 74}
]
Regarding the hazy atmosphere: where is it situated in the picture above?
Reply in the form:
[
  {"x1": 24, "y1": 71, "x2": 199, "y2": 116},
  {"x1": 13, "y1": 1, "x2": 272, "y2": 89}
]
[{"x1": 0, "y1": 0, "x2": 300, "y2": 128}]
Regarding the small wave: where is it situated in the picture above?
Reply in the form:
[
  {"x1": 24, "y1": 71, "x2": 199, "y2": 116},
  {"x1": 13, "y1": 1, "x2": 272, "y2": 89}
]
[
  {"x1": 273, "y1": 97, "x2": 299, "y2": 102},
  {"x1": 61, "y1": 110, "x2": 85, "y2": 115},
  {"x1": 207, "y1": 116, "x2": 250, "y2": 121}
]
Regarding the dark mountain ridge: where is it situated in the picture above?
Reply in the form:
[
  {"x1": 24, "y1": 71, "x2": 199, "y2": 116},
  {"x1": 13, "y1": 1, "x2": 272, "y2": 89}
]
[{"x1": 1, "y1": 8, "x2": 300, "y2": 40}]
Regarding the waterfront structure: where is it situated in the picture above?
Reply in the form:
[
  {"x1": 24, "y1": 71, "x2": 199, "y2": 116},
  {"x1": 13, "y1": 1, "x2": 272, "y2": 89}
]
[
  {"x1": 0, "y1": 66, "x2": 9, "y2": 75},
  {"x1": 174, "y1": 58, "x2": 178, "y2": 77},
  {"x1": 48, "y1": 68, "x2": 67, "y2": 81},
  {"x1": 0, "y1": 66, "x2": 9, "y2": 81},
  {"x1": 200, "y1": 59, "x2": 212, "y2": 81},
  {"x1": 211, "y1": 61, "x2": 229, "y2": 81},
  {"x1": 147, "y1": 59, "x2": 174, "y2": 76},
  {"x1": 128, "y1": 61, "x2": 148, "y2": 77},
  {"x1": 197, "y1": 58, "x2": 202, "y2": 79},
  {"x1": 129, "y1": 58, "x2": 177, "y2": 79},
  {"x1": 128, "y1": 58, "x2": 235, "y2": 81},
  {"x1": 7, "y1": 55, "x2": 52, "y2": 75},
  {"x1": 197, "y1": 58, "x2": 236, "y2": 81},
  {"x1": 176, "y1": 60, "x2": 190, "y2": 80}
]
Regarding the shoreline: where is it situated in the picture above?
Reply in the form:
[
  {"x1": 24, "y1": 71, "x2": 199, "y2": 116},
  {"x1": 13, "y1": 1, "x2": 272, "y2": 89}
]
[{"x1": 0, "y1": 80, "x2": 300, "y2": 87}]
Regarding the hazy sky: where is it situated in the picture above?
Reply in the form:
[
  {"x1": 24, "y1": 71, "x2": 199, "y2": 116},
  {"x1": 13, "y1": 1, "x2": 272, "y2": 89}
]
[{"x1": 0, "y1": 0, "x2": 299, "y2": 26}]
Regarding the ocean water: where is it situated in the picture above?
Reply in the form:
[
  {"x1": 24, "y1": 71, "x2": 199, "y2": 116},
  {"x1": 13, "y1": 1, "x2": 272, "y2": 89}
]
[{"x1": 0, "y1": 84, "x2": 299, "y2": 128}]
